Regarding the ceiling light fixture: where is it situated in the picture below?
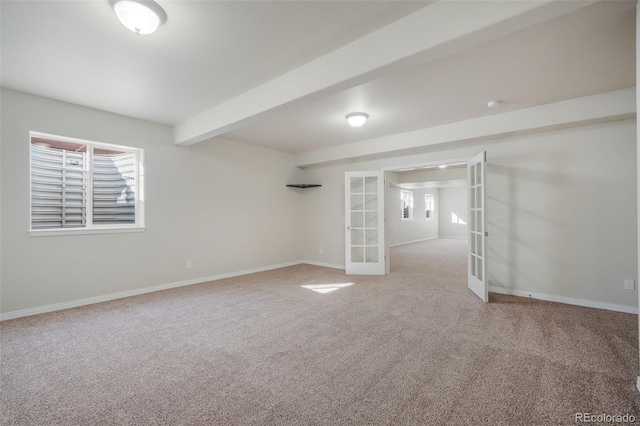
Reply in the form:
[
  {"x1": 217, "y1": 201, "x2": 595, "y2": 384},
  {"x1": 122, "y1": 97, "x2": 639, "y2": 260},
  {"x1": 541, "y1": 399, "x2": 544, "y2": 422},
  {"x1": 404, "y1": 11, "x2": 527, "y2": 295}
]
[
  {"x1": 487, "y1": 100, "x2": 502, "y2": 109},
  {"x1": 346, "y1": 112, "x2": 369, "y2": 128},
  {"x1": 438, "y1": 165, "x2": 448, "y2": 169},
  {"x1": 109, "y1": 0, "x2": 167, "y2": 35}
]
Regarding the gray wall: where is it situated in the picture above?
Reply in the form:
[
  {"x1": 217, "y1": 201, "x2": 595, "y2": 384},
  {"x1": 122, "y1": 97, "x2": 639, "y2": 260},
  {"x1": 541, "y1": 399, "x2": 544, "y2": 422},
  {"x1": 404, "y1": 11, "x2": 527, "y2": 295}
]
[
  {"x1": 439, "y1": 187, "x2": 467, "y2": 239},
  {"x1": 300, "y1": 120, "x2": 637, "y2": 309},
  {"x1": 398, "y1": 168, "x2": 466, "y2": 183},
  {"x1": 635, "y1": 3, "x2": 639, "y2": 373},
  {"x1": 1, "y1": 88, "x2": 637, "y2": 315},
  {"x1": 387, "y1": 186, "x2": 439, "y2": 246},
  {"x1": 1, "y1": 89, "x2": 304, "y2": 313}
]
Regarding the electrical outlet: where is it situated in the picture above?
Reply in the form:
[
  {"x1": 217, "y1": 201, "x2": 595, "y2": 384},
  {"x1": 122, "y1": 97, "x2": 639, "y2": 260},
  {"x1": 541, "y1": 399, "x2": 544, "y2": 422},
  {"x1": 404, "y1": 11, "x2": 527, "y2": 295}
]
[
  {"x1": 624, "y1": 279, "x2": 635, "y2": 290},
  {"x1": 186, "y1": 260, "x2": 192, "y2": 269}
]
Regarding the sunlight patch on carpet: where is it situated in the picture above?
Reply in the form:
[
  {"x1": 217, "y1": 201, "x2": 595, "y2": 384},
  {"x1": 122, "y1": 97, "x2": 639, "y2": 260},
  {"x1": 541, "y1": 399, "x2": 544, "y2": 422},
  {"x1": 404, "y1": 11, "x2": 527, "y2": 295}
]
[{"x1": 301, "y1": 283, "x2": 354, "y2": 294}]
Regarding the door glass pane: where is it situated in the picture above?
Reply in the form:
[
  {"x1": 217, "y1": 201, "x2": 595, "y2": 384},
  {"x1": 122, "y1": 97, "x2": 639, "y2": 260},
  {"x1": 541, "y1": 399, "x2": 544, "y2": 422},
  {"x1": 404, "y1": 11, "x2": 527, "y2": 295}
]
[
  {"x1": 470, "y1": 233, "x2": 476, "y2": 255},
  {"x1": 470, "y1": 165, "x2": 476, "y2": 186},
  {"x1": 470, "y1": 187, "x2": 476, "y2": 209},
  {"x1": 476, "y1": 188, "x2": 481, "y2": 209},
  {"x1": 365, "y1": 194, "x2": 378, "y2": 210},
  {"x1": 478, "y1": 235, "x2": 483, "y2": 257},
  {"x1": 477, "y1": 258, "x2": 483, "y2": 281},
  {"x1": 365, "y1": 229, "x2": 378, "y2": 245},
  {"x1": 351, "y1": 177, "x2": 364, "y2": 193},
  {"x1": 351, "y1": 212, "x2": 364, "y2": 228},
  {"x1": 476, "y1": 163, "x2": 482, "y2": 185},
  {"x1": 365, "y1": 177, "x2": 377, "y2": 193},
  {"x1": 477, "y1": 210, "x2": 483, "y2": 233},
  {"x1": 471, "y1": 255, "x2": 477, "y2": 277},
  {"x1": 365, "y1": 211, "x2": 378, "y2": 228},
  {"x1": 469, "y1": 211, "x2": 476, "y2": 232},
  {"x1": 351, "y1": 229, "x2": 364, "y2": 245},
  {"x1": 351, "y1": 247, "x2": 364, "y2": 263},
  {"x1": 366, "y1": 247, "x2": 378, "y2": 263},
  {"x1": 351, "y1": 194, "x2": 364, "y2": 211}
]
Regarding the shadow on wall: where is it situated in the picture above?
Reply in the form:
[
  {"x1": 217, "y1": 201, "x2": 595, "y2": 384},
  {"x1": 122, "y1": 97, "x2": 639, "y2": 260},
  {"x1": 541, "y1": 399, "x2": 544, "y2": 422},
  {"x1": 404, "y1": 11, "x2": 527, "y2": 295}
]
[{"x1": 487, "y1": 163, "x2": 573, "y2": 295}]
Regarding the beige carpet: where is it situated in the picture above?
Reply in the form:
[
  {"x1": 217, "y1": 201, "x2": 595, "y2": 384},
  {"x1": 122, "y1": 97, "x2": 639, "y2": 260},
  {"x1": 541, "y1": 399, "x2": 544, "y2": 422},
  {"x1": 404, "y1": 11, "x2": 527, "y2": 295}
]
[{"x1": 1, "y1": 238, "x2": 638, "y2": 425}]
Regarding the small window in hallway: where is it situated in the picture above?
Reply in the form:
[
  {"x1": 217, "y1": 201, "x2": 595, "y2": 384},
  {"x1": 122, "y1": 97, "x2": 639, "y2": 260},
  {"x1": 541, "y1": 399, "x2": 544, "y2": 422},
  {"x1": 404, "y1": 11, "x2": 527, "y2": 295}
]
[
  {"x1": 425, "y1": 194, "x2": 434, "y2": 219},
  {"x1": 401, "y1": 190, "x2": 413, "y2": 221}
]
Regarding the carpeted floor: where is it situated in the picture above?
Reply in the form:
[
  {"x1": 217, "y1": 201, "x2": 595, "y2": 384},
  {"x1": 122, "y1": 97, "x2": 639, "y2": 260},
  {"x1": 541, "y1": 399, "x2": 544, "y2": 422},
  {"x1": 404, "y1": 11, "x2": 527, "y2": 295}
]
[{"x1": 1, "y1": 238, "x2": 638, "y2": 425}]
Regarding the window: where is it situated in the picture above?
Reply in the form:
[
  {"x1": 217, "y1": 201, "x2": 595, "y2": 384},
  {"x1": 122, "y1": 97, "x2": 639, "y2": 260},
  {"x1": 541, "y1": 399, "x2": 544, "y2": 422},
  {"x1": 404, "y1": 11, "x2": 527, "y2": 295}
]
[
  {"x1": 30, "y1": 132, "x2": 144, "y2": 235},
  {"x1": 425, "y1": 194, "x2": 434, "y2": 220},
  {"x1": 400, "y1": 190, "x2": 413, "y2": 221}
]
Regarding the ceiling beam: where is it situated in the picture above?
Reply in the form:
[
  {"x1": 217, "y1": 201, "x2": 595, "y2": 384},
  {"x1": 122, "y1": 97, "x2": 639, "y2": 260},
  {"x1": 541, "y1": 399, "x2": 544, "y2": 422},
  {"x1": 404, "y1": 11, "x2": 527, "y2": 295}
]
[
  {"x1": 294, "y1": 88, "x2": 636, "y2": 168},
  {"x1": 174, "y1": 0, "x2": 594, "y2": 147}
]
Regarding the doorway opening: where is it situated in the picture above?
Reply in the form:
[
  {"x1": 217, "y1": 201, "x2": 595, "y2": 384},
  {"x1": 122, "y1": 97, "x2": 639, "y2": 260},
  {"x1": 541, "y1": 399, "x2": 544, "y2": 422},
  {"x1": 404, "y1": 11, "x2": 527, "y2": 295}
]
[
  {"x1": 345, "y1": 152, "x2": 487, "y2": 301},
  {"x1": 383, "y1": 158, "x2": 469, "y2": 288}
]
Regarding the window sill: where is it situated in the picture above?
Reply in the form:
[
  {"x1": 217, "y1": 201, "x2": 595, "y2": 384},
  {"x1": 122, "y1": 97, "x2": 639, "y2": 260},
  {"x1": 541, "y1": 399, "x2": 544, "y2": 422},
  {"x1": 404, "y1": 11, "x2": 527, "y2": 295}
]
[{"x1": 29, "y1": 227, "x2": 146, "y2": 237}]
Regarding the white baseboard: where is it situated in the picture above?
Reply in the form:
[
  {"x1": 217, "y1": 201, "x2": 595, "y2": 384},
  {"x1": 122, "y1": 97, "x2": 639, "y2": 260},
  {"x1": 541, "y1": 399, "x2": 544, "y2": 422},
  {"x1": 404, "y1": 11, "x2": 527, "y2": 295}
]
[
  {"x1": 302, "y1": 260, "x2": 345, "y2": 270},
  {"x1": 390, "y1": 236, "x2": 438, "y2": 248},
  {"x1": 438, "y1": 236, "x2": 468, "y2": 240},
  {"x1": 5, "y1": 263, "x2": 637, "y2": 320},
  {"x1": 488, "y1": 286, "x2": 638, "y2": 314},
  {"x1": 0, "y1": 261, "x2": 304, "y2": 321}
]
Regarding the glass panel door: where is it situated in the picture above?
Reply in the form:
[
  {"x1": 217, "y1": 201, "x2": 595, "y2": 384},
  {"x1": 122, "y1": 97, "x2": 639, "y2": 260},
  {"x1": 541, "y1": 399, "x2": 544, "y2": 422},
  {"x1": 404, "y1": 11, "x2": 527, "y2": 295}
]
[
  {"x1": 345, "y1": 171, "x2": 385, "y2": 275},
  {"x1": 468, "y1": 151, "x2": 488, "y2": 302}
]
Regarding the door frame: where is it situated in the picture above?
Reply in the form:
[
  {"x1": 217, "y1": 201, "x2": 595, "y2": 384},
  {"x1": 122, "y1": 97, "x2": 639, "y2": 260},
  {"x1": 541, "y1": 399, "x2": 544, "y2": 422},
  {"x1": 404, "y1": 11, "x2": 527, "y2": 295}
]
[{"x1": 381, "y1": 156, "x2": 471, "y2": 274}]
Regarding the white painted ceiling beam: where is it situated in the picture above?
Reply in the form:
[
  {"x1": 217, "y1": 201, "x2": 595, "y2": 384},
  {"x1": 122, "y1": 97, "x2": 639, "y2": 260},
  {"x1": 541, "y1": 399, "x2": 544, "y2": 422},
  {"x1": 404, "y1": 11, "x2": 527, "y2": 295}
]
[
  {"x1": 174, "y1": 0, "x2": 594, "y2": 147},
  {"x1": 294, "y1": 88, "x2": 636, "y2": 168}
]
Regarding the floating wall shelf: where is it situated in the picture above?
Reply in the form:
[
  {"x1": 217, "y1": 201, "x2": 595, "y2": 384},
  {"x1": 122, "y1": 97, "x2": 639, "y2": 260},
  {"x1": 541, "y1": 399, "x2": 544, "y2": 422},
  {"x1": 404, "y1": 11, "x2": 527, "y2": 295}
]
[{"x1": 286, "y1": 184, "x2": 322, "y2": 189}]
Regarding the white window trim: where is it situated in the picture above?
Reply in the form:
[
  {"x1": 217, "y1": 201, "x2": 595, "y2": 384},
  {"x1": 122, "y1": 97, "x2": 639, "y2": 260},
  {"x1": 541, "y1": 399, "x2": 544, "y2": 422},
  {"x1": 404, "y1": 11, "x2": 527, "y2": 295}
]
[
  {"x1": 29, "y1": 131, "x2": 145, "y2": 236},
  {"x1": 401, "y1": 189, "x2": 413, "y2": 221},
  {"x1": 29, "y1": 227, "x2": 146, "y2": 237}
]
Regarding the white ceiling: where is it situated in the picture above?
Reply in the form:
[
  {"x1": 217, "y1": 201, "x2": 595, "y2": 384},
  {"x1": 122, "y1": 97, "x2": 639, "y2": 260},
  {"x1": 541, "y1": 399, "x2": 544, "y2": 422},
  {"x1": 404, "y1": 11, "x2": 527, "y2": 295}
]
[
  {"x1": 1, "y1": 1, "x2": 635, "y2": 156},
  {"x1": 1, "y1": 0, "x2": 426, "y2": 125},
  {"x1": 225, "y1": 0, "x2": 635, "y2": 153}
]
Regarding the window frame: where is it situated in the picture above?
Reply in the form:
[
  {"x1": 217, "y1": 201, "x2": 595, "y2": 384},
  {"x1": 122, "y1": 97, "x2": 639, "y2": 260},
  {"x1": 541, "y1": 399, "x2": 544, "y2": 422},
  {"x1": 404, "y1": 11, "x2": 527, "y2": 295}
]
[
  {"x1": 400, "y1": 189, "x2": 413, "y2": 221},
  {"x1": 29, "y1": 131, "x2": 145, "y2": 237},
  {"x1": 425, "y1": 193, "x2": 434, "y2": 220}
]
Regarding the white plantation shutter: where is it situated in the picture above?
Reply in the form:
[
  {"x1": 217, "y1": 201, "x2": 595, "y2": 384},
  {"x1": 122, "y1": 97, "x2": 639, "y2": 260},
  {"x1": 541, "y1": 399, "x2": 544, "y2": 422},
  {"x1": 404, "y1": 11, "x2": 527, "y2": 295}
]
[
  {"x1": 30, "y1": 144, "x2": 86, "y2": 229},
  {"x1": 401, "y1": 190, "x2": 413, "y2": 220},
  {"x1": 93, "y1": 153, "x2": 136, "y2": 225}
]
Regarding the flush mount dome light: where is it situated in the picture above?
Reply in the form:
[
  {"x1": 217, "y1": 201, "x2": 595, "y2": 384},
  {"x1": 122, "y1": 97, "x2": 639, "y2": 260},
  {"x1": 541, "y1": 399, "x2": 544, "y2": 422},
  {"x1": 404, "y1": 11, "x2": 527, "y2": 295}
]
[
  {"x1": 487, "y1": 100, "x2": 502, "y2": 109},
  {"x1": 109, "y1": 0, "x2": 167, "y2": 35},
  {"x1": 346, "y1": 112, "x2": 369, "y2": 128}
]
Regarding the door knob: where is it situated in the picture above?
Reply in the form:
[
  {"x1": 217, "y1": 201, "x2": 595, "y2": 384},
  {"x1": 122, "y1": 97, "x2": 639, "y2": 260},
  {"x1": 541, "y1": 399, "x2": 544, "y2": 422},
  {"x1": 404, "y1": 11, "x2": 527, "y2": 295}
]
[{"x1": 347, "y1": 226, "x2": 351, "y2": 231}]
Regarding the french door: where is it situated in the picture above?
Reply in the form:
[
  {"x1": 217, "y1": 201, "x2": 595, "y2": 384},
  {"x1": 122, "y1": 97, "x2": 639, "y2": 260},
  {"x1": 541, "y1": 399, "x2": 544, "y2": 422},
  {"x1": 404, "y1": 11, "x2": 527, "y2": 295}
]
[
  {"x1": 468, "y1": 152, "x2": 488, "y2": 302},
  {"x1": 344, "y1": 171, "x2": 385, "y2": 275}
]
